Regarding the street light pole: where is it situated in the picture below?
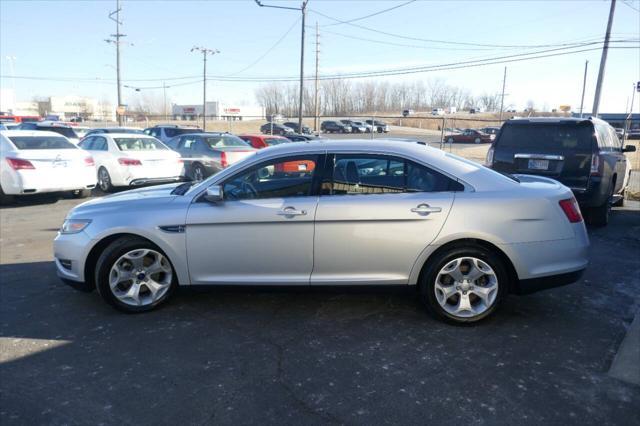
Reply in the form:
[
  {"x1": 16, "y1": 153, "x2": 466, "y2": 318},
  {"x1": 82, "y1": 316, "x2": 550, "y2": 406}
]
[
  {"x1": 579, "y1": 60, "x2": 589, "y2": 118},
  {"x1": 499, "y1": 66, "x2": 507, "y2": 122},
  {"x1": 592, "y1": 0, "x2": 616, "y2": 117},
  {"x1": 191, "y1": 47, "x2": 220, "y2": 131},
  {"x1": 254, "y1": 0, "x2": 308, "y2": 132},
  {"x1": 106, "y1": 0, "x2": 125, "y2": 126}
]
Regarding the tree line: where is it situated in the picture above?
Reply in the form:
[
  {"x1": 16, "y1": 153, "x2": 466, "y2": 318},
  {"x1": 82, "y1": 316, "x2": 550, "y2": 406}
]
[{"x1": 254, "y1": 78, "x2": 505, "y2": 117}]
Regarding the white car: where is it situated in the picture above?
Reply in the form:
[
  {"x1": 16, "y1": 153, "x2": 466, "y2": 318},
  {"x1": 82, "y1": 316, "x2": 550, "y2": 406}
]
[
  {"x1": 78, "y1": 133, "x2": 184, "y2": 192},
  {"x1": 0, "y1": 130, "x2": 96, "y2": 203}
]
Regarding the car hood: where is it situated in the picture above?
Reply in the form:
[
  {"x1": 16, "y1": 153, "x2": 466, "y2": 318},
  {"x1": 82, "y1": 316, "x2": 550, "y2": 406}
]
[{"x1": 68, "y1": 183, "x2": 182, "y2": 217}]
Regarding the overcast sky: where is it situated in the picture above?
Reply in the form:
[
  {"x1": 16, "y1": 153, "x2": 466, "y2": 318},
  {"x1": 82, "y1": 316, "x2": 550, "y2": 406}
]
[{"x1": 0, "y1": 0, "x2": 638, "y2": 112}]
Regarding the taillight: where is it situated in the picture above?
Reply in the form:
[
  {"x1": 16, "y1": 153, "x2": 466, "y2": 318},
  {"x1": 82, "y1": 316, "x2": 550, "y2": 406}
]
[
  {"x1": 559, "y1": 198, "x2": 583, "y2": 223},
  {"x1": 220, "y1": 152, "x2": 228, "y2": 168},
  {"x1": 485, "y1": 146, "x2": 495, "y2": 166},
  {"x1": 590, "y1": 154, "x2": 600, "y2": 176},
  {"x1": 118, "y1": 158, "x2": 142, "y2": 166},
  {"x1": 6, "y1": 157, "x2": 35, "y2": 170},
  {"x1": 84, "y1": 156, "x2": 95, "y2": 166}
]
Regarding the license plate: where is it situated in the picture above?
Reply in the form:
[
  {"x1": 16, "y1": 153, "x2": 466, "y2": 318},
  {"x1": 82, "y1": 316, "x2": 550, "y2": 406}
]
[{"x1": 528, "y1": 159, "x2": 549, "y2": 170}]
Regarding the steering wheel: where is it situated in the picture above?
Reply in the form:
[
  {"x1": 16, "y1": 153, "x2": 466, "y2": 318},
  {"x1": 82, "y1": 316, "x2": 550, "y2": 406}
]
[{"x1": 240, "y1": 181, "x2": 258, "y2": 199}]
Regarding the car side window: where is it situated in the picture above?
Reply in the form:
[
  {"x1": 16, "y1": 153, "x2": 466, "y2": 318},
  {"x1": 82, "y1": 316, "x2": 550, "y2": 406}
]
[
  {"x1": 94, "y1": 136, "x2": 108, "y2": 151},
  {"x1": 79, "y1": 137, "x2": 94, "y2": 150},
  {"x1": 595, "y1": 125, "x2": 611, "y2": 151},
  {"x1": 182, "y1": 136, "x2": 198, "y2": 150},
  {"x1": 327, "y1": 154, "x2": 463, "y2": 195},
  {"x1": 607, "y1": 127, "x2": 621, "y2": 151},
  {"x1": 223, "y1": 155, "x2": 319, "y2": 201}
]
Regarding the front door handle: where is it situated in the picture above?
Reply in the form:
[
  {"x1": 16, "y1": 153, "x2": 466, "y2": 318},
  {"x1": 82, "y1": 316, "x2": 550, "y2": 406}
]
[
  {"x1": 411, "y1": 204, "x2": 442, "y2": 214},
  {"x1": 277, "y1": 206, "x2": 307, "y2": 217}
]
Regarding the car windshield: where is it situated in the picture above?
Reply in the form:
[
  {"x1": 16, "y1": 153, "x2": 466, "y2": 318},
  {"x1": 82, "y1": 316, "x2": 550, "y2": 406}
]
[
  {"x1": 203, "y1": 135, "x2": 249, "y2": 148},
  {"x1": 9, "y1": 136, "x2": 77, "y2": 150},
  {"x1": 109, "y1": 128, "x2": 144, "y2": 134},
  {"x1": 264, "y1": 138, "x2": 289, "y2": 146},
  {"x1": 498, "y1": 123, "x2": 593, "y2": 151},
  {"x1": 38, "y1": 126, "x2": 78, "y2": 139},
  {"x1": 114, "y1": 137, "x2": 167, "y2": 151}
]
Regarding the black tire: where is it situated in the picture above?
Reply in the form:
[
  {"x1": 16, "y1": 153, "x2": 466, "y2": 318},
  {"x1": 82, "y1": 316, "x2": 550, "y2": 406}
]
[
  {"x1": 447, "y1": 137, "x2": 454, "y2": 144},
  {"x1": 474, "y1": 138, "x2": 481, "y2": 144},
  {"x1": 587, "y1": 200, "x2": 610, "y2": 227},
  {"x1": 418, "y1": 244, "x2": 508, "y2": 324},
  {"x1": 95, "y1": 236, "x2": 178, "y2": 313},
  {"x1": 0, "y1": 186, "x2": 14, "y2": 205},
  {"x1": 612, "y1": 190, "x2": 624, "y2": 207},
  {"x1": 191, "y1": 163, "x2": 206, "y2": 181},
  {"x1": 98, "y1": 167, "x2": 114, "y2": 193},
  {"x1": 71, "y1": 189, "x2": 92, "y2": 199}
]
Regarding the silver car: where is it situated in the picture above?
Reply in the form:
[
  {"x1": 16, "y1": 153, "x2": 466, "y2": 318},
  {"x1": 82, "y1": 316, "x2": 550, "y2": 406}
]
[
  {"x1": 54, "y1": 140, "x2": 589, "y2": 323},
  {"x1": 166, "y1": 133, "x2": 256, "y2": 181}
]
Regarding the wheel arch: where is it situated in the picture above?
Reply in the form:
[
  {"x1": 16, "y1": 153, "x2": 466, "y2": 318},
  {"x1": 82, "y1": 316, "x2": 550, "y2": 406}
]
[
  {"x1": 413, "y1": 238, "x2": 520, "y2": 294},
  {"x1": 84, "y1": 232, "x2": 182, "y2": 291}
]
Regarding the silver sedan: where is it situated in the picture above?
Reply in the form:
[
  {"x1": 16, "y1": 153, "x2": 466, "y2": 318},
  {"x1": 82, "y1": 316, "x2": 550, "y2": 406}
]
[{"x1": 54, "y1": 140, "x2": 589, "y2": 323}]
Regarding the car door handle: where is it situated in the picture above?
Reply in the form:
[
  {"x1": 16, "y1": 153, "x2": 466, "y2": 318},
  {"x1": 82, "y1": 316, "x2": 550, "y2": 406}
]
[
  {"x1": 277, "y1": 207, "x2": 307, "y2": 216},
  {"x1": 411, "y1": 204, "x2": 442, "y2": 214}
]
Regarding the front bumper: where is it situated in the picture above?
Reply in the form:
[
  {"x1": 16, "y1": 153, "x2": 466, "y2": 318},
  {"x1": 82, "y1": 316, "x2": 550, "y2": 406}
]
[{"x1": 53, "y1": 230, "x2": 92, "y2": 286}]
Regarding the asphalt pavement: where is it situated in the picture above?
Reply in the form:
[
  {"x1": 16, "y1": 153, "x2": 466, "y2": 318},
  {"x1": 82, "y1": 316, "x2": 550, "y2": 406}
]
[{"x1": 0, "y1": 188, "x2": 639, "y2": 426}]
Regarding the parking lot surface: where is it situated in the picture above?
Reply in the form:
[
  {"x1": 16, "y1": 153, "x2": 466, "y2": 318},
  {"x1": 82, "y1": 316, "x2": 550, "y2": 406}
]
[{"x1": 1, "y1": 189, "x2": 638, "y2": 425}]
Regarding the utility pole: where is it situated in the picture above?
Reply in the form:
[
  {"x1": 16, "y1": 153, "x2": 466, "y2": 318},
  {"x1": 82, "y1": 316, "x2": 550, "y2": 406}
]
[
  {"x1": 191, "y1": 46, "x2": 220, "y2": 131},
  {"x1": 579, "y1": 60, "x2": 589, "y2": 118},
  {"x1": 254, "y1": 0, "x2": 308, "y2": 132},
  {"x1": 592, "y1": 0, "x2": 616, "y2": 117},
  {"x1": 314, "y1": 21, "x2": 320, "y2": 133},
  {"x1": 499, "y1": 66, "x2": 507, "y2": 122},
  {"x1": 105, "y1": 0, "x2": 125, "y2": 126}
]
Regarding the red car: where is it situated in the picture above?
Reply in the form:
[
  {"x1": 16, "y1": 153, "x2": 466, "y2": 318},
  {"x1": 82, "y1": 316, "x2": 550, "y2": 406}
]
[
  {"x1": 446, "y1": 129, "x2": 494, "y2": 144},
  {"x1": 238, "y1": 134, "x2": 314, "y2": 173}
]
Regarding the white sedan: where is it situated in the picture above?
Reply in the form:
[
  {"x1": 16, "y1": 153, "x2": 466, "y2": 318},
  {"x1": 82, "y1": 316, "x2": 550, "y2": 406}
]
[
  {"x1": 0, "y1": 130, "x2": 96, "y2": 203},
  {"x1": 78, "y1": 133, "x2": 184, "y2": 192}
]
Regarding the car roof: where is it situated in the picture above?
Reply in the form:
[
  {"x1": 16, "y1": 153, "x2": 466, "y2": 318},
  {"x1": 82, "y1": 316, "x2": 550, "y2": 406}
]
[
  {"x1": 239, "y1": 134, "x2": 287, "y2": 139},
  {"x1": 1, "y1": 130, "x2": 64, "y2": 137},
  {"x1": 93, "y1": 132, "x2": 158, "y2": 138},
  {"x1": 507, "y1": 116, "x2": 606, "y2": 125}
]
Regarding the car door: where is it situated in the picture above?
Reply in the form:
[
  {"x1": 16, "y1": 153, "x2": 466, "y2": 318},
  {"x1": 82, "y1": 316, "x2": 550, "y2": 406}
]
[
  {"x1": 608, "y1": 126, "x2": 627, "y2": 193},
  {"x1": 185, "y1": 153, "x2": 323, "y2": 285},
  {"x1": 311, "y1": 153, "x2": 457, "y2": 285}
]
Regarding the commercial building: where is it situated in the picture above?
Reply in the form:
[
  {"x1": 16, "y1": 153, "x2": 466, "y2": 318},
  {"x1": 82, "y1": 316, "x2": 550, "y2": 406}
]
[
  {"x1": 572, "y1": 112, "x2": 639, "y2": 130},
  {"x1": 0, "y1": 90, "x2": 115, "y2": 121},
  {"x1": 172, "y1": 101, "x2": 264, "y2": 121}
]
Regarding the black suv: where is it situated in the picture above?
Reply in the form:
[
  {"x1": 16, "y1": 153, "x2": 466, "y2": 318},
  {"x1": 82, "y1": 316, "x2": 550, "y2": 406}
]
[
  {"x1": 488, "y1": 117, "x2": 636, "y2": 226},
  {"x1": 260, "y1": 122, "x2": 294, "y2": 135},
  {"x1": 321, "y1": 120, "x2": 350, "y2": 133},
  {"x1": 283, "y1": 121, "x2": 311, "y2": 134}
]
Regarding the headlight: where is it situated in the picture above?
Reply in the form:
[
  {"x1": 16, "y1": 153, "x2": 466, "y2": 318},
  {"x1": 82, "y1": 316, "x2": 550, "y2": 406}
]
[{"x1": 60, "y1": 219, "x2": 92, "y2": 234}]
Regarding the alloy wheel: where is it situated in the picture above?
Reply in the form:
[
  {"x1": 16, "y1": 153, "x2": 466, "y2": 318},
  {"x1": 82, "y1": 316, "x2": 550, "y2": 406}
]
[
  {"x1": 108, "y1": 249, "x2": 173, "y2": 307},
  {"x1": 98, "y1": 168, "x2": 111, "y2": 192},
  {"x1": 434, "y1": 257, "x2": 498, "y2": 318}
]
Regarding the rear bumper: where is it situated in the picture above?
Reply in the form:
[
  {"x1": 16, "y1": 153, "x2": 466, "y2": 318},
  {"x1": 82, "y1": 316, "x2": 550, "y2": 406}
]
[
  {"x1": 2, "y1": 168, "x2": 96, "y2": 195},
  {"x1": 514, "y1": 269, "x2": 585, "y2": 295}
]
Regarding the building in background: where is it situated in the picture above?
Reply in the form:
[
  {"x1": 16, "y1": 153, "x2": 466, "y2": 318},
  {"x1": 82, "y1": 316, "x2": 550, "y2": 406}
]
[
  {"x1": 172, "y1": 101, "x2": 264, "y2": 121},
  {"x1": 572, "y1": 112, "x2": 639, "y2": 131},
  {"x1": 0, "y1": 90, "x2": 115, "y2": 121}
]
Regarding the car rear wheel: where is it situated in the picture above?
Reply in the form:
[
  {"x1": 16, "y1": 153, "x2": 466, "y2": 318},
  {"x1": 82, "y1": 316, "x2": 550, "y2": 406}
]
[
  {"x1": 419, "y1": 245, "x2": 507, "y2": 324},
  {"x1": 98, "y1": 167, "x2": 114, "y2": 192},
  {"x1": 588, "y1": 198, "x2": 611, "y2": 227},
  {"x1": 474, "y1": 138, "x2": 481, "y2": 144},
  {"x1": 95, "y1": 236, "x2": 177, "y2": 313},
  {"x1": 191, "y1": 163, "x2": 205, "y2": 182},
  {"x1": 0, "y1": 186, "x2": 14, "y2": 205},
  {"x1": 447, "y1": 137, "x2": 454, "y2": 144}
]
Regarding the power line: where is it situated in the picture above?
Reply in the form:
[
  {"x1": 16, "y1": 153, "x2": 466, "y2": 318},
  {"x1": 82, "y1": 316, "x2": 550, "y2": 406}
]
[
  {"x1": 621, "y1": 0, "x2": 640, "y2": 12},
  {"x1": 225, "y1": 16, "x2": 301, "y2": 76},
  {"x1": 310, "y1": 8, "x2": 630, "y2": 49},
  {"x1": 4, "y1": 43, "x2": 637, "y2": 84},
  {"x1": 319, "y1": 0, "x2": 417, "y2": 27}
]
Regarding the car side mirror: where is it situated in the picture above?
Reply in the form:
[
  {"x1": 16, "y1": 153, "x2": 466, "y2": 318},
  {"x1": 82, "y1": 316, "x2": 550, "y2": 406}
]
[
  {"x1": 204, "y1": 185, "x2": 224, "y2": 203},
  {"x1": 623, "y1": 145, "x2": 636, "y2": 153}
]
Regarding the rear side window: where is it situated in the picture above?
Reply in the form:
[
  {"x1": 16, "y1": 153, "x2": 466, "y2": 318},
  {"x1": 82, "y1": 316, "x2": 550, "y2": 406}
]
[
  {"x1": 9, "y1": 136, "x2": 77, "y2": 150},
  {"x1": 203, "y1": 135, "x2": 249, "y2": 148},
  {"x1": 328, "y1": 154, "x2": 463, "y2": 195},
  {"x1": 38, "y1": 126, "x2": 78, "y2": 139},
  {"x1": 114, "y1": 137, "x2": 167, "y2": 151},
  {"x1": 497, "y1": 123, "x2": 593, "y2": 151}
]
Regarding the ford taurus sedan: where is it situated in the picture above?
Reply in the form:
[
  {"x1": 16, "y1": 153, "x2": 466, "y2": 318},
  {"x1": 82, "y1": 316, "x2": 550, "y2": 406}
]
[{"x1": 54, "y1": 140, "x2": 589, "y2": 324}]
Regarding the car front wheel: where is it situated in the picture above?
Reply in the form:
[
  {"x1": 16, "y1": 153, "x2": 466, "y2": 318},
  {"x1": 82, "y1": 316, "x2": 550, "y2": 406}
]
[
  {"x1": 419, "y1": 245, "x2": 507, "y2": 324},
  {"x1": 474, "y1": 138, "x2": 481, "y2": 144},
  {"x1": 95, "y1": 236, "x2": 177, "y2": 313},
  {"x1": 447, "y1": 137, "x2": 454, "y2": 144}
]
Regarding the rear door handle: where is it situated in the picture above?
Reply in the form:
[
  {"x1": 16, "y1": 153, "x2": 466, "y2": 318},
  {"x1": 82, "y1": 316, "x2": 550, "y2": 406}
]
[
  {"x1": 277, "y1": 206, "x2": 307, "y2": 216},
  {"x1": 411, "y1": 204, "x2": 442, "y2": 214}
]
